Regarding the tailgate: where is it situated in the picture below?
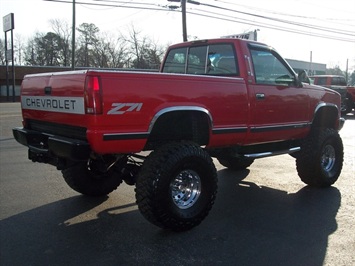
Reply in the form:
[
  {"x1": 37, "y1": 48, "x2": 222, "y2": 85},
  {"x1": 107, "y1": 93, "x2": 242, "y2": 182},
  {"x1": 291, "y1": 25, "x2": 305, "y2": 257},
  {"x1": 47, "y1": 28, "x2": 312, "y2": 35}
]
[{"x1": 21, "y1": 70, "x2": 88, "y2": 127}]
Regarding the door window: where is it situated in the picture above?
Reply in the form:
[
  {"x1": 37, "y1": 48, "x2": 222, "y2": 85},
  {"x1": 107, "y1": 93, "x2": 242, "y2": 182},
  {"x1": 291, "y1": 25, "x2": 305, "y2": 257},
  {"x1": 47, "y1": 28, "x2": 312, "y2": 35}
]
[{"x1": 250, "y1": 49, "x2": 295, "y2": 86}]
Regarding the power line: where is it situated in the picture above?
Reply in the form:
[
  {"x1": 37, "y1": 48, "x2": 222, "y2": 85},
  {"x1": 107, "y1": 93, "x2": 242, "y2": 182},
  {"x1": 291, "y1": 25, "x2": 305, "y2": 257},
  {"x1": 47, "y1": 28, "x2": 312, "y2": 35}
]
[
  {"x1": 191, "y1": 7, "x2": 354, "y2": 40},
  {"x1": 43, "y1": 0, "x2": 167, "y2": 11},
  {"x1": 188, "y1": 9, "x2": 354, "y2": 42},
  {"x1": 91, "y1": 0, "x2": 159, "y2": 7},
  {"x1": 214, "y1": 0, "x2": 355, "y2": 20},
  {"x1": 212, "y1": 0, "x2": 355, "y2": 30},
  {"x1": 190, "y1": 1, "x2": 355, "y2": 37},
  {"x1": 42, "y1": 0, "x2": 355, "y2": 42}
]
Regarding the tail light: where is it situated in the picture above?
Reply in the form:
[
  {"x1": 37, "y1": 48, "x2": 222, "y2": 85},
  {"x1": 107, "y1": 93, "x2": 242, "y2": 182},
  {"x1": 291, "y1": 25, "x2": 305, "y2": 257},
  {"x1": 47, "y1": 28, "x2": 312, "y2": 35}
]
[{"x1": 84, "y1": 75, "x2": 103, "y2": 114}]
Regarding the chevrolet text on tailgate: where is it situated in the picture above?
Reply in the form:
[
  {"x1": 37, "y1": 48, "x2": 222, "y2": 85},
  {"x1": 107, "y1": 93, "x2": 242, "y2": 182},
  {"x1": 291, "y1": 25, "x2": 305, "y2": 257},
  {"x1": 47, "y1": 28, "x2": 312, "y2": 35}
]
[{"x1": 13, "y1": 38, "x2": 345, "y2": 231}]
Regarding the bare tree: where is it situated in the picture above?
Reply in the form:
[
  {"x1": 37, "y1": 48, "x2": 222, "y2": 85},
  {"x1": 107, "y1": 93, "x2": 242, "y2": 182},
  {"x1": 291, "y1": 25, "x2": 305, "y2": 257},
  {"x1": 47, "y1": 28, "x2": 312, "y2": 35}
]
[
  {"x1": 92, "y1": 32, "x2": 128, "y2": 68},
  {"x1": 49, "y1": 19, "x2": 71, "y2": 66},
  {"x1": 107, "y1": 35, "x2": 128, "y2": 68},
  {"x1": 0, "y1": 35, "x2": 26, "y2": 66},
  {"x1": 123, "y1": 25, "x2": 164, "y2": 69},
  {"x1": 326, "y1": 66, "x2": 344, "y2": 76},
  {"x1": 14, "y1": 20, "x2": 167, "y2": 69},
  {"x1": 14, "y1": 34, "x2": 25, "y2": 65},
  {"x1": 24, "y1": 32, "x2": 63, "y2": 66},
  {"x1": 125, "y1": 26, "x2": 146, "y2": 68},
  {"x1": 145, "y1": 40, "x2": 165, "y2": 69},
  {"x1": 0, "y1": 38, "x2": 5, "y2": 65},
  {"x1": 24, "y1": 37, "x2": 38, "y2": 66},
  {"x1": 76, "y1": 23, "x2": 100, "y2": 67}
]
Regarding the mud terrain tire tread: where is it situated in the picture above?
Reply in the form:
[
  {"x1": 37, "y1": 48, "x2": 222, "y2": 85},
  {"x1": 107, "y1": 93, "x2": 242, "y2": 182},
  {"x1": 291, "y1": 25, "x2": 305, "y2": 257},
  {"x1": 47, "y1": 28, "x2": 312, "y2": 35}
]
[
  {"x1": 136, "y1": 142, "x2": 218, "y2": 231},
  {"x1": 296, "y1": 128, "x2": 343, "y2": 187}
]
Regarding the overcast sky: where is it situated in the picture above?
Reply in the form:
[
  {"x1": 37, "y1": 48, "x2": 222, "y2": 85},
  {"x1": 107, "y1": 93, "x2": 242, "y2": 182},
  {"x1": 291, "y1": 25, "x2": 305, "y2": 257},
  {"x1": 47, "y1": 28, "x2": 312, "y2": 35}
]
[{"x1": 1, "y1": 0, "x2": 355, "y2": 71}]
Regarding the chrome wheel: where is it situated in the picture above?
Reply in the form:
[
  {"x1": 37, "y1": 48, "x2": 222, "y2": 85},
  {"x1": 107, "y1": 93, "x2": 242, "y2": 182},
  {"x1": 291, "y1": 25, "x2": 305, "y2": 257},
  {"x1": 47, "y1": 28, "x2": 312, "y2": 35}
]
[
  {"x1": 136, "y1": 142, "x2": 218, "y2": 230},
  {"x1": 321, "y1": 144, "x2": 336, "y2": 173},
  {"x1": 170, "y1": 170, "x2": 201, "y2": 209}
]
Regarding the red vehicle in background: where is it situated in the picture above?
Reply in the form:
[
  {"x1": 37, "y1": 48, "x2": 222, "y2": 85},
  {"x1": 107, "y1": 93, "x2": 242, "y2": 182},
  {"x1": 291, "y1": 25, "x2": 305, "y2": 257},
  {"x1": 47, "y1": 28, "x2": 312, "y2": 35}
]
[
  {"x1": 346, "y1": 86, "x2": 355, "y2": 113},
  {"x1": 13, "y1": 38, "x2": 345, "y2": 231},
  {"x1": 310, "y1": 75, "x2": 354, "y2": 114}
]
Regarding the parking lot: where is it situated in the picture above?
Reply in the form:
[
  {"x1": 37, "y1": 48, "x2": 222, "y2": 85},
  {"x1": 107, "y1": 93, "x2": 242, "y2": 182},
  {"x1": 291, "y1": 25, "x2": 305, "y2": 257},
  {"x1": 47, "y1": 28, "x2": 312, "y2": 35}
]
[{"x1": 0, "y1": 102, "x2": 354, "y2": 266}]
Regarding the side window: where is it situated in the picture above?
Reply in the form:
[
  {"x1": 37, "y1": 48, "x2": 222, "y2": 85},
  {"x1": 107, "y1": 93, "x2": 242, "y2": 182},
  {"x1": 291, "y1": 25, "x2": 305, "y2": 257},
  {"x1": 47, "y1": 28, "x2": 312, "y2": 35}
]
[
  {"x1": 208, "y1": 44, "x2": 239, "y2": 76},
  {"x1": 339, "y1": 77, "x2": 347, "y2": 86},
  {"x1": 187, "y1": 46, "x2": 208, "y2": 75},
  {"x1": 162, "y1": 44, "x2": 239, "y2": 76},
  {"x1": 250, "y1": 49, "x2": 295, "y2": 86},
  {"x1": 317, "y1": 77, "x2": 327, "y2": 85},
  {"x1": 331, "y1": 77, "x2": 339, "y2": 86},
  {"x1": 331, "y1": 77, "x2": 347, "y2": 86},
  {"x1": 162, "y1": 47, "x2": 187, "y2": 74}
]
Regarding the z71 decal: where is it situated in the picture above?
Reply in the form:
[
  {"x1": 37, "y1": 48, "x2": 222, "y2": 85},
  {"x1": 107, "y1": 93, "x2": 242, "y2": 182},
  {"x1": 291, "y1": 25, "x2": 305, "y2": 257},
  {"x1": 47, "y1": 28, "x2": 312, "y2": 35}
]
[{"x1": 107, "y1": 103, "x2": 143, "y2": 115}]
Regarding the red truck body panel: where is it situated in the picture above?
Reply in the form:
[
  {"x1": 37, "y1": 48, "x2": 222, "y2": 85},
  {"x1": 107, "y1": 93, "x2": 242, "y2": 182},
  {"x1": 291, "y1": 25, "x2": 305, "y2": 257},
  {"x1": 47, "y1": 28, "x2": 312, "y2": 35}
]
[
  {"x1": 22, "y1": 71, "x2": 250, "y2": 153},
  {"x1": 19, "y1": 38, "x2": 342, "y2": 155}
]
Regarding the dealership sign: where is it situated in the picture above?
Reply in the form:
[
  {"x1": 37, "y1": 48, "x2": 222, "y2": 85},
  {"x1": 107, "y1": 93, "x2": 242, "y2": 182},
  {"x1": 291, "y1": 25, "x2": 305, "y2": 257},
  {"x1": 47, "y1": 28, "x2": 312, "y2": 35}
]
[{"x1": 3, "y1": 13, "x2": 14, "y2": 32}]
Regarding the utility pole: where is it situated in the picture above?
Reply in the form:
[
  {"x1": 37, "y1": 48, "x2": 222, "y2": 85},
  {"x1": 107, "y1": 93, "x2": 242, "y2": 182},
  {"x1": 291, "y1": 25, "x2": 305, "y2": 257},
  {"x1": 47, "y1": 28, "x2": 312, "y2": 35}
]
[
  {"x1": 345, "y1": 59, "x2": 349, "y2": 84},
  {"x1": 168, "y1": 0, "x2": 188, "y2": 42},
  {"x1": 181, "y1": 0, "x2": 187, "y2": 42},
  {"x1": 71, "y1": 0, "x2": 76, "y2": 70}
]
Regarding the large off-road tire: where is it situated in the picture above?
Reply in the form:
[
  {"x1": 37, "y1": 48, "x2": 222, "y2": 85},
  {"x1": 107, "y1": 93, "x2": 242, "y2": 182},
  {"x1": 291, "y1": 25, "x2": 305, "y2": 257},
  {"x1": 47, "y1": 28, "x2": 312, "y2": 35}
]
[
  {"x1": 296, "y1": 128, "x2": 343, "y2": 187},
  {"x1": 217, "y1": 155, "x2": 254, "y2": 170},
  {"x1": 62, "y1": 160, "x2": 123, "y2": 196},
  {"x1": 136, "y1": 142, "x2": 218, "y2": 231}
]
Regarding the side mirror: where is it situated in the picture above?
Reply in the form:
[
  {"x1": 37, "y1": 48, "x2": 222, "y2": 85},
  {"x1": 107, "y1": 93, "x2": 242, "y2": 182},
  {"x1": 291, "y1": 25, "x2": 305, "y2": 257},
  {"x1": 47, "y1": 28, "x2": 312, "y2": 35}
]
[{"x1": 298, "y1": 70, "x2": 310, "y2": 85}]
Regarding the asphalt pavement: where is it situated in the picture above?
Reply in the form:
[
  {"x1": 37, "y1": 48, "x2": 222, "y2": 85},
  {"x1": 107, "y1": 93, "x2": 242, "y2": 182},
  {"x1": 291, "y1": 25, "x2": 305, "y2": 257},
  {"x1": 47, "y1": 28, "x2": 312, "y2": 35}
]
[{"x1": 0, "y1": 103, "x2": 354, "y2": 266}]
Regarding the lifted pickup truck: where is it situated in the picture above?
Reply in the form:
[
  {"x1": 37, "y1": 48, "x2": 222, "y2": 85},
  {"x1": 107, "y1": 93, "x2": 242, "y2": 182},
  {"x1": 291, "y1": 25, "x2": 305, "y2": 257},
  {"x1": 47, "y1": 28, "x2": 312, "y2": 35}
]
[
  {"x1": 310, "y1": 75, "x2": 354, "y2": 114},
  {"x1": 13, "y1": 38, "x2": 345, "y2": 231}
]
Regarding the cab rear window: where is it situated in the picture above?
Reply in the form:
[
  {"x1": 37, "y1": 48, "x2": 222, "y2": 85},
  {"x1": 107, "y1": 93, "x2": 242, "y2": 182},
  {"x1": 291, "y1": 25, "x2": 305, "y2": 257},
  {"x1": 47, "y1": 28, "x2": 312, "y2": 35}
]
[{"x1": 162, "y1": 44, "x2": 239, "y2": 76}]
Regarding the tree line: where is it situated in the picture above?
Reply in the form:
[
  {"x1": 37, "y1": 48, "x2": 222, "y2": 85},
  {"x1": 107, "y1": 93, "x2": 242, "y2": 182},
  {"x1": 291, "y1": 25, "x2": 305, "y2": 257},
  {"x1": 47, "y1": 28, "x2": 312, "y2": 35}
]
[{"x1": 0, "y1": 20, "x2": 166, "y2": 69}]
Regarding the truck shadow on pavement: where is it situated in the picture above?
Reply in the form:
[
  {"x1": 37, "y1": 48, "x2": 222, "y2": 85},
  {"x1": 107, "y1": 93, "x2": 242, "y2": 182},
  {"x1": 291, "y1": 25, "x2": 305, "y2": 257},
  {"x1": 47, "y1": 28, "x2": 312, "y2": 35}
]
[{"x1": 0, "y1": 169, "x2": 340, "y2": 266}]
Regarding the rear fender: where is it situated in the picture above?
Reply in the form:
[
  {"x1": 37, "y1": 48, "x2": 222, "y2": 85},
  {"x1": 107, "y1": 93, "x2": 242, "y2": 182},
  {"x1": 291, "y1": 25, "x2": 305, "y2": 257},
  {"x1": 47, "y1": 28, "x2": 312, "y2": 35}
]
[{"x1": 145, "y1": 107, "x2": 212, "y2": 149}]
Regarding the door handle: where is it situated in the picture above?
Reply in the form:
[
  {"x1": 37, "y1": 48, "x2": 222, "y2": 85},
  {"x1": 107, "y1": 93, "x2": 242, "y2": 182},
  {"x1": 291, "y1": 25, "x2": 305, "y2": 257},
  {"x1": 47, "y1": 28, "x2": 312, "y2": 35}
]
[{"x1": 256, "y1": 93, "x2": 265, "y2": 100}]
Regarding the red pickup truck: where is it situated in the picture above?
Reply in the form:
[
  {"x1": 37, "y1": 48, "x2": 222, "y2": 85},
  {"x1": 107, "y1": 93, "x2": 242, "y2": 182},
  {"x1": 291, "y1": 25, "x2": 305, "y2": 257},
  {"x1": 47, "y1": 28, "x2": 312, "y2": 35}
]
[
  {"x1": 13, "y1": 38, "x2": 345, "y2": 231},
  {"x1": 310, "y1": 75, "x2": 355, "y2": 114}
]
